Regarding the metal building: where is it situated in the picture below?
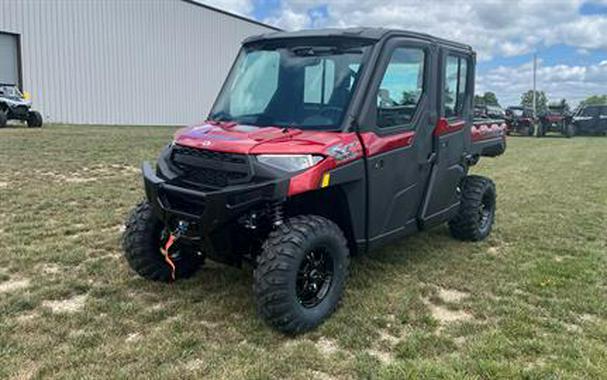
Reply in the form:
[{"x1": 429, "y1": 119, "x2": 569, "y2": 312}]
[{"x1": 0, "y1": 0, "x2": 278, "y2": 125}]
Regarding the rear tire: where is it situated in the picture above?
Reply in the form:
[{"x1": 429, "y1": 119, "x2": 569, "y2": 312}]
[
  {"x1": 27, "y1": 110, "x2": 43, "y2": 128},
  {"x1": 449, "y1": 175, "x2": 496, "y2": 241},
  {"x1": 254, "y1": 215, "x2": 350, "y2": 334},
  {"x1": 122, "y1": 201, "x2": 203, "y2": 282},
  {"x1": 0, "y1": 110, "x2": 7, "y2": 128},
  {"x1": 565, "y1": 124, "x2": 575, "y2": 138}
]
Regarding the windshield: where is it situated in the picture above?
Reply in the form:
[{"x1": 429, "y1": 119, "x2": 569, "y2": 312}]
[
  {"x1": 209, "y1": 41, "x2": 372, "y2": 130},
  {"x1": 0, "y1": 85, "x2": 22, "y2": 98},
  {"x1": 510, "y1": 109, "x2": 524, "y2": 117}
]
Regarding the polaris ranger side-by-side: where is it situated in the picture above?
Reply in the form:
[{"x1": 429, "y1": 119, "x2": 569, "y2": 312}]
[
  {"x1": 538, "y1": 105, "x2": 574, "y2": 138},
  {"x1": 505, "y1": 106, "x2": 535, "y2": 136},
  {"x1": 123, "y1": 28, "x2": 506, "y2": 333}
]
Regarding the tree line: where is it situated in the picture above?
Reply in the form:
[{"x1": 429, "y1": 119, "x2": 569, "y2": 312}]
[{"x1": 474, "y1": 91, "x2": 607, "y2": 113}]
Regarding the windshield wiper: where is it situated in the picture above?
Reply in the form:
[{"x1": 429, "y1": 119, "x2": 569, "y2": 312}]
[{"x1": 209, "y1": 110, "x2": 233, "y2": 122}]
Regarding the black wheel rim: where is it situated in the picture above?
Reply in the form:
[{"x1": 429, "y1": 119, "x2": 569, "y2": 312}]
[
  {"x1": 296, "y1": 247, "x2": 334, "y2": 308},
  {"x1": 478, "y1": 192, "x2": 494, "y2": 233}
]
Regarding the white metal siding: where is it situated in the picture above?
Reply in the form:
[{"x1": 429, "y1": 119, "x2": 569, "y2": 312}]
[{"x1": 0, "y1": 0, "x2": 275, "y2": 125}]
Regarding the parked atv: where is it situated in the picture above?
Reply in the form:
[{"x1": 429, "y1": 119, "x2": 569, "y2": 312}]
[
  {"x1": 538, "y1": 105, "x2": 574, "y2": 137},
  {"x1": 122, "y1": 28, "x2": 506, "y2": 333},
  {"x1": 505, "y1": 106, "x2": 535, "y2": 136},
  {"x1": 0, "y1": 84, "x2": 43, "y2": 128}
]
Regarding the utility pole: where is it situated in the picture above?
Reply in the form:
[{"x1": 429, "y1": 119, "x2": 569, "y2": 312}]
[
  {"x1": 532, "y1": 53, "x2": 537, "y2": 118},
  {"x1": 532, "y1": 53, "x2": 538, "y2": 136}
]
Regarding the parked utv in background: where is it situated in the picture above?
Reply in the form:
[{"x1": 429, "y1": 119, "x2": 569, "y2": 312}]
[
  {"x1": 571, "y1": 104, "x2": 607, "y2": 136},
  {"x1": 0, "y1": 84, "x2": 43, "y2": 128},
  {"x1": 123, "y1": 28, "x2": 506, "y2": 333},
  {"x1": 538, "y1": 105, "x2": 574, "y2": 137},
  {"x1": 505, "y1": 106, "x2": 535, "y2": 136},
  {"x1": 475, "y1": 105, "x2": 505, "y2": 120}
]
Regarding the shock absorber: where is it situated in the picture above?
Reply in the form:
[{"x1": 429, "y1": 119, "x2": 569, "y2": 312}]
[{"x1": 271, "y1": 202, "x2": 284, "y2": 227}]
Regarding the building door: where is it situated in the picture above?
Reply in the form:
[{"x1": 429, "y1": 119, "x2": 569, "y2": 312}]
[{"x1": 0, "y1": 32, "x2": 20, "y2": 87}]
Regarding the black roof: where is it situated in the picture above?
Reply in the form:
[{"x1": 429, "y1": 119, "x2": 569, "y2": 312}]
[{"x1": 243, "y1": 27, "x2": 473, "y2": 52}]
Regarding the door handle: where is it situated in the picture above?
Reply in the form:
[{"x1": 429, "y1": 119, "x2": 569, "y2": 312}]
[{"x1": 374, "y1": 159, "x2": 384, "y2": 169}]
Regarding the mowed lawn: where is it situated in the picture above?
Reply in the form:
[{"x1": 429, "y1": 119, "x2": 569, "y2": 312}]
[{"x1": 0, "y1": 124, "x2": 606, "y2": 379}]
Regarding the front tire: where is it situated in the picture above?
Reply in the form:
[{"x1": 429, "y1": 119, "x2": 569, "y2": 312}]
[
  {"x1": 27, "y1": 110, "x2": 43, "y2": 128},
  {"x1": 449, "y1": 175, "x2": 496, "y2": 241},
  {"x1": 254, "y1": 215, "x2": 350, "y2": 334},
  {"x1": 122, "y1": 201, "x2": 203, "y2": 282}
]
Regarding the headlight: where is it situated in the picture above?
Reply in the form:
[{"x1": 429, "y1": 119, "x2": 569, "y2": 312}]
[{"x1": 256, "y1": 154, "x2": 324, "y2": 172}]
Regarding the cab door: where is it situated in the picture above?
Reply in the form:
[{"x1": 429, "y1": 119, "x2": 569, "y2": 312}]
[
  {"x1": 420, "y1": 50, "x2": 473, "y2": 226},
  {"x1": 358, "y1": 38, "x2": 436, "y2": 248}
]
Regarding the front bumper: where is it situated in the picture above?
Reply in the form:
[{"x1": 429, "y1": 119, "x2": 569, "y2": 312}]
[{"x1": 142, "y1": 161, "x2": 289, "y2": 235}]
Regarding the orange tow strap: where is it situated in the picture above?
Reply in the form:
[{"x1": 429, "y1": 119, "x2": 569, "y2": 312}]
[{"x1": 160, "y1": 234, "x2": 177, "y2": 282}]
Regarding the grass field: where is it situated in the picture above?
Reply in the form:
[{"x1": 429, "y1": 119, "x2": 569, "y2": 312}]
[{"x1": 0, "y1": 124, "x2": 606, "y2": 379}]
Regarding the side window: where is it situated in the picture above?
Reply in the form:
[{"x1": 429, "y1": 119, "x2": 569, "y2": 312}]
[
  {"x1": 376, "y1": 47, "x2": 425, "y2": 129},
  {"x1": 304, "y1": 59, "x2": 335, "y2": 104},
  {"x1": 581, "y1": 107, "x2": 598, "y2": 117},
  {"x1": 599, "y1": 106, "x2": 607, "y2": 117},
  {"x1": 444, "y1": 55, "x2": 469, "y2": 118}
]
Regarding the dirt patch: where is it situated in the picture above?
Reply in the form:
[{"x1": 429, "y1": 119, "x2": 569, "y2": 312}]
[
  {"x1": 125, "y1": 332, "x2": 142, "y2": 343},
  {"x1": 564, "y1": 323, "x2": 581, "y2": 332},
  {"x1": 183, "y1": 358, "x2": 205, "y2": 372},
  {"x1": 11, "y1": 360, "x2": 40, "y2": 380},
  {"x1": 437, "y1": 287, "x2": 469, "y2": 303},
  {"x1": 16, "y1": 311, "x2": 38, "y2": 323},
  {"x1": 316, "y1": 337, "x2": 339, "y2": 355},
  {"x1": 367, "y1": 348, "x2": 394, "y2": 364},
  {"x1": 0, "y1": 277, "x2": 30, "y2": 294},
  {"x1": 36, "y1": 263, "x2": 61, "y2": 275},
  {"x1": 309, "y1": 370, "x2": 337, "y2": 380},
  {"x1": 424, "y1": 298, "x2": 473, "y2": 326},
  {"x1": 42, "y1": 294, "x2": 88, "y2": 313},
  {"x1": 34, "y1": 164, "x2": 139, "y2": 185},
  {"x1": 487, "y1": 246, "x2": 499, "y2": 255}
]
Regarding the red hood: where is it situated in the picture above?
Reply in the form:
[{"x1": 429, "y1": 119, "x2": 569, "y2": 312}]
[{"x1": 174, "y1": 121, "x2": 361, "y2": 157}]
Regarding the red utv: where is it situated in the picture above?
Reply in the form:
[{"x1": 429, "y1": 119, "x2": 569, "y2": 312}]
[
  {"x1": 538, "y1": 105, "x2": 574, "y2": 137},
  {"x1": 122, "y1": 28, "x2": 506, "y2": 333},
  {"x1": 505, "y1": 106, "x2": 535, "y2": 136}
]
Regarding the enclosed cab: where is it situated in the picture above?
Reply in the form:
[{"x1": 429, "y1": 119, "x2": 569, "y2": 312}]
[
  {"x1": 571, "y1": 105, "x2": 607, "y2": 136},
  {"x1": 505, "y1": 106, "x2": 535, "y2": 136},
  {"x1": 538, "y1": 105, "x2": 574, "y2": 137},
  {"x1": 123, "y1": 28, "x2": 506, "y2": 333}
]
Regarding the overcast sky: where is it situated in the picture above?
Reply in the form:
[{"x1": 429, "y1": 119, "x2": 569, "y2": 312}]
[{"x1": 202, "y1": 0, "x2": 607, "y2": 107}]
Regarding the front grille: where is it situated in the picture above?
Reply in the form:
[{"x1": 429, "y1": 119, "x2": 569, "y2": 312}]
[{"x1": 171, "y1": 145, "x2": 251, "y2": 188}]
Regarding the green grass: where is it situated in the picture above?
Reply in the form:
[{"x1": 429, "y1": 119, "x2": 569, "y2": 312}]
[{"x1": 0, "y1": 125, "x2": 606, "y2": 379}]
